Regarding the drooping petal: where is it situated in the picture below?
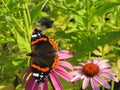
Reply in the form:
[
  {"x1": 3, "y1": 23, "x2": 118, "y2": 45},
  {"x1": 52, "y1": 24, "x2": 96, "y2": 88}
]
[
  {"x1": 57, "y1": 50, "x2": 73, "y2": 59},
  {"x1": 70, "y1": 71, "x2": 79, "y2": 76},
  {"x1": 58, "y1": 50, "x2": 69, "y2": 53},
  {"x1": 97, "y1": 60, "x2": 109, "y2": 65},
  {"x1": 99, "y1": 63, "x2": 111, "y2": 69},
  {"x1": 54, "y1": 66, "x2": 73, "y2": 81},
  {"x1": 81, "y1": 75, "x2": 87, "y2": 79},
  {"x1": 22, "y1": 67, "x2": 32, "y2": 85},
  {"x1": 93, "y1": 57, "x2": 99, "y2": 64},
  {"x1": 99, "y1": 72, "x2": 119, "y2": 82},
  {"x1": 59, "y1": 61, "x2": 73, "y2": 70},
  {"x1": 40, "y1": 79, "x2": 48, "y2": 90},
  {"x1": 25, "y1": 75, "x2": 39, "y2": 90},
  {"x1": 90, "y1": 78, "x2": 100, "y2": 90},
  {"x1": 79, "y1": 62, "x2": 85, "y2": 66},
  {"x1": 94, "y1": 76, "x2": 110, "y2": 89},
  {"x1": 32, "y1": 81, "x2": 39, "y2": 90},
  {"x1": 73, "y1": 66, "x2": 82, "y2": 69},
  {"x1": 71, "y1": 74, "x2": 81, "y2": 82},
  {"x1": 49, "y1": 72, "x2": 63, "y2": 90},
  {"x1": 87, "y1": 60, "x2": 92, "y2": 63},
  {"x1": 82, "y1": 77, "x2": 90, "y2": 89},
  {"x1": 99, "y1": 69, "x2": 117, "y2": 73}
]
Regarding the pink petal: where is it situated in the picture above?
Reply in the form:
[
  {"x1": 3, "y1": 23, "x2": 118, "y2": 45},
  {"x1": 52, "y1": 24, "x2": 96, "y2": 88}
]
[
  {"x1": 82, "y1": 77, "x2": 90, "y2": 89},
  {"x1": 94, "y1": 76, "x2": 110, "y2": 89},
  {"x1": 70, "y1": 71, "x2": 79, "y2": 76},
  {"x1": 40, "y1": 79, "x2": 48, "y2": 90},
  {"x1": 73, "y1": 66, "x2": 82, "y2": 69},
  {"x1": 71, "y1": 74, "x2": 81, "y2": 82},
  {"x1": 99, "y1": 63, "x2": 111, "y2": 69},
  {"x1": 79, "y1": 62, "x2": 85, "y2": 66},
  {"x1": 93, "y1": 57, "x2": 99, "y2": 64},
  {"x1": 81, "y1": 75, "x2": 87, "y2": 79},
  {"x1": 87, "y1": 60, "x2": 92, "y2": 63},
  {"x1": 54, "y1": 66, "x2": 73, "y2": 81},
  {"x1": 32, "y1": 81, "x2": 39, "y2": 90},
  {"x1": 49, "y1": 72, "x2": 63, "y2": 90},
  {"x1": 97, "y1": 60, "x2": 109, "y2": 65},
  {"x1": 99, "y1": 72, "x2": 119, "y2": 82},
  {"x1": 90, "y1": 78, "x2": 100, "y2": 90},
  {"x1": 59, "y1": 61, "x2": 73, "y2": 70},
  {"x1": 25, "y1": 75, "x2": 38, "y2": 90},
  {"x1": 99, "y1": 69, "x2": 117, "y2": 73},
  {"x1": 58, "y1": 50, "x2": 69, "y2": 53},
  {"x1": 57, "y1": 50, "x2": 73, "y2": 59}
]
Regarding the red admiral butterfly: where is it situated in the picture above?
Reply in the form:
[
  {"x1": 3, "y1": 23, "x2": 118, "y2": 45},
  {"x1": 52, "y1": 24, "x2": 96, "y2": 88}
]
[{"x1": 27, "y1": 28, "x2": 58, "y2": 84}]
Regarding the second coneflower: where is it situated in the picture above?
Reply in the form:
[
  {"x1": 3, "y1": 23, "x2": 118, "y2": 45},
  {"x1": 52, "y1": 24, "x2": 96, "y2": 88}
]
[{"x1": 71, "y1": 57, "x2": 119, "y2": 90}]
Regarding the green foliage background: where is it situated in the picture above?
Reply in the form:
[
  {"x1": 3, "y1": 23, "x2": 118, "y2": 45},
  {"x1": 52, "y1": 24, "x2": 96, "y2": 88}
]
[{"x1": 0, "y1": 0, "x2": 120, "y2": 90}]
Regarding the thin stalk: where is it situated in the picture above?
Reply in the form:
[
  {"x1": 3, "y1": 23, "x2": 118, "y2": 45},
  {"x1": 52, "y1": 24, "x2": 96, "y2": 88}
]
[
  {"x1": 26, "y1": 5, "x2": 32, "y2": 41},
  {"x1": 41, "y1": 0, "x2": 49, "y2": 11},
  {"x1": 22, "y1": 3, "x2": 32, "y2": 44},
  {"x1": 111, "y1": 81, "x2": 114, "y2": 90},
  {"x1": 26, "y1": 5, "x2": 31, "y2": 26},
  {"x1": 102, "y1": 86, "x2": 105, "y2": 90},
  {"x1": 22, "y1": 3, "x2": 29, "y2": 32}
]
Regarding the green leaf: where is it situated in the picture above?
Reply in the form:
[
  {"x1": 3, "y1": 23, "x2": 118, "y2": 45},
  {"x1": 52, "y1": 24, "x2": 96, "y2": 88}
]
[
  {"x1": 73, "y1": 31, "x2": 120, "y2": 58},
  {"x1": 30, "y1": 0, "x2": 48, "y2": 23},
  {"x1": 93, "y1": 1, "x2": 120, "y2": 16},
  {"x1": 15, "y1": 31, "x2": 30, "y2": 52}
]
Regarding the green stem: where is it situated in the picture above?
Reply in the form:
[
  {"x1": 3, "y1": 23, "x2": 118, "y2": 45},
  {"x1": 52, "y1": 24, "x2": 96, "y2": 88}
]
[
  {"x1": 22, "y1": 3, "x2": 32, "y2": 43},
  {"x1": 26, "y1": 5, "x2": 31, "y2": 26},
  {"x1": 102, "y1": 86, "x2": 105, "y2": 90},
  {"x1": 111, "y1": 80, "x2": 114, "y2": 90},
  {"x1": 22, "y1": 3, "x2": 29, "y2": 32},
  {"x1": 41, "y1": 0, "x2": 49, "y2": 11}
]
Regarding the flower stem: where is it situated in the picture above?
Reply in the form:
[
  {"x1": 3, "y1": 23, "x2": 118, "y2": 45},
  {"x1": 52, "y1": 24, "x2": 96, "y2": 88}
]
[
  {"x1": 111, "y1": 81, "x2": 114, "y2": 90},
  {"x1": 102, "y1": 86, "x2": 105, "y2": 90}
]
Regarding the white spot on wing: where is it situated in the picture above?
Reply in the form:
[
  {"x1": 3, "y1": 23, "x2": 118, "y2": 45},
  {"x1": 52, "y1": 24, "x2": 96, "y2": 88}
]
[
  {"x1": 33, "y1": 73, "x2": 39, "y2": 77},
  {"x1": 32, "y1": 34, "x2": 37, "y2": 37}
]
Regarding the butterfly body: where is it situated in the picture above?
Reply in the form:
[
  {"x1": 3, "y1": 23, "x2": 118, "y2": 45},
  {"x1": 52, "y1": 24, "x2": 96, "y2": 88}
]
[{"x1": 27, "y1": 29, "x2": 58, "y2": 84}]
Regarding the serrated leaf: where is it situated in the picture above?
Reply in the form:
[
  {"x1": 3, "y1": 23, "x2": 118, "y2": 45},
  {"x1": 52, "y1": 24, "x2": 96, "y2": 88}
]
[
  {"x1": 16, "y1": 31, "x2": 30, "y2": 52},
  {"x1": 93, "y1": 50, "x2": 102, "y2": 56},
  {"x1": 97, "y1": 46, "x2": 103, "y2": 52},
  {"x1": 117, "y1": 59, "x2": 120, "y2": 69},
  {"x1": 105, "y1": 54, "x2": 116, "y2": 59},
  {"x1": 53, "y1": 16, "x2": 69, "y2": 30},
  {"x1": 103, "y1": 44, "x2": 110, "y2": 54}
]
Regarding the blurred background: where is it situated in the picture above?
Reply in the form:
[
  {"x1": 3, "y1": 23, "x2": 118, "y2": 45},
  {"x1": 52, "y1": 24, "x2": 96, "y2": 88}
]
[{"x1": 0, "y1": 0, "x2": 120, "y2": 90}]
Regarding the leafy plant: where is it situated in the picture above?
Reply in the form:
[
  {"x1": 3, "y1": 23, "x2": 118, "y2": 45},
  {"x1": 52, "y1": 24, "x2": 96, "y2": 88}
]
[{"x1": 0, "y1": 0, "x2": 120, "y2": 89}]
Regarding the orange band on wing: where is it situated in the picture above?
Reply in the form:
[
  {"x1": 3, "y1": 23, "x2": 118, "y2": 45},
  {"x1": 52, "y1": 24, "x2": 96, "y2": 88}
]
[
  {"x1": 31, "y1": 38, "x2": 47, "y2": 45},
  {"x1": 31, "y1": 64, "x2": 50, "y2": 72},
  {"x1": 49, "y1": 40, "x2": 58, "y2": 50},
  {"x1": 52, "y1": 55, "x2": 59, "y2": 69}
]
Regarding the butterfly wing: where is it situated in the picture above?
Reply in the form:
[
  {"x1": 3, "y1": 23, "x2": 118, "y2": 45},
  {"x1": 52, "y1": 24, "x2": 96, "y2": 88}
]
[{"x1": 30, "y1": 28, "x2": 57, "y2": 84}]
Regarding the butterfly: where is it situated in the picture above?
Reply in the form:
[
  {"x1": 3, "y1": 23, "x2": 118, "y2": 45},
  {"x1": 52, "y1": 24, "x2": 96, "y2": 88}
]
[{"x1": 27, "y1": 28, "x2": 59, "y2": 84}]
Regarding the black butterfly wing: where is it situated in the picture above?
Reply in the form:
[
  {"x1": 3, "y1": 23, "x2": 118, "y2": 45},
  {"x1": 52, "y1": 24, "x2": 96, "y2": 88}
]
[{"x1": 30, "y1": 28, "x2": 57, "y2": 84}]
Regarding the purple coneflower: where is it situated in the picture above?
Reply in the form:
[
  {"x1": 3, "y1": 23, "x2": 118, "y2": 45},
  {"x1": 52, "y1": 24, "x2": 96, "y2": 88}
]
[
  {"x1": 71, "y1": 57, "x2": 119, "y2": 90},
  {"x1": 22, "y1": 50, "x2": 73, "y2": 90}
]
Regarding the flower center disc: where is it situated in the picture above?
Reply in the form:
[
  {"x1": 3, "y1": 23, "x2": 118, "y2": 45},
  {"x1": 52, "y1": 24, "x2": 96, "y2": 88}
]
[{"x1": 82, "y1": 63, "x2": 99, "y2": 77}]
